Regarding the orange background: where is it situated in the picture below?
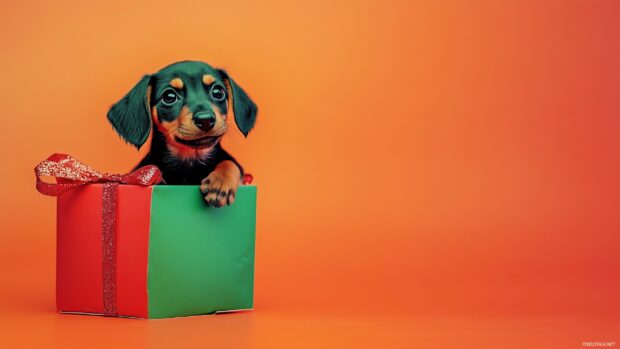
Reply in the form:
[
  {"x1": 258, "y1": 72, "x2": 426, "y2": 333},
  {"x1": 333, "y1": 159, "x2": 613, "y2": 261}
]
[{"x1": 1, "y1": 0, "x2": 619, "y2": 347}]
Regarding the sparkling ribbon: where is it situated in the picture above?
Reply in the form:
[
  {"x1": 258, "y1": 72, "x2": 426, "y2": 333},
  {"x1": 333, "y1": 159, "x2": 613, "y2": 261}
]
[
  {"x1": 35, "y1": 153, "x2": 163, "y2": 196},
  {"x1": 35, "y1": 153, "x2": 163, "y2": 317}
]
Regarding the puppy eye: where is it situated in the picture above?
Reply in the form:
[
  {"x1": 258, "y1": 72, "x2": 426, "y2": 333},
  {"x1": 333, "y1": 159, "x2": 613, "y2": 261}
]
[
  {"x1": 210, "y1": 84, "x2": 226, "y2": 101},
  {"x1": 161, "y1": 91, "x2": 178, "y2": 105}
]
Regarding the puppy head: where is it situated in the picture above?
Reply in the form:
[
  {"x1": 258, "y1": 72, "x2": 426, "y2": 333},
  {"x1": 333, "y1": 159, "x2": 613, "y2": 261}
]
[{"x1": 107, "y1": 61, "x2": 257, "y2": 157}]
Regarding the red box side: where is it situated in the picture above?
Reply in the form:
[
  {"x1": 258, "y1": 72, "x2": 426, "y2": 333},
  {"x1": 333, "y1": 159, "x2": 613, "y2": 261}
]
[
  {"x1": 115, "y1": 185, "x2": 152, "y2": 318},
  {"x1": 57, "y1": 185, "x2": 104, "y2": 314},
  {"x1": 57, "y1": 184, "x2": 152, "y2": 318}
]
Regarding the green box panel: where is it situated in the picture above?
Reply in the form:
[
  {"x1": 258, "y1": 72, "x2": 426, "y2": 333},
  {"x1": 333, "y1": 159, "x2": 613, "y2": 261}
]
[{"x1": 147, "y1": 185, "x2": 256, "y2": 318}]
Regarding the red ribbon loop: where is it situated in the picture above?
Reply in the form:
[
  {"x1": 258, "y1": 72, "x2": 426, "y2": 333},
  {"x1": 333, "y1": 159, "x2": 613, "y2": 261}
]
[{"x1": 35, "y1": 153, "x2": 163, "y2": 196}]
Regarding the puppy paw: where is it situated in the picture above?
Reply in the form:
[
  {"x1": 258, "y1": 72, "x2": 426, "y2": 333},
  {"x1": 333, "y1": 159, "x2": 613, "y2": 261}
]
[{"x1": 200, "y1": 171, "x2": 239, "y2": 207}]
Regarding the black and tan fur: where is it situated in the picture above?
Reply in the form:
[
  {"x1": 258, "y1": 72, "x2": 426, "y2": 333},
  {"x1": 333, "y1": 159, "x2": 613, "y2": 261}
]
[{"x1": 107, "y1": 61, "x2": 257, "y2": 207}]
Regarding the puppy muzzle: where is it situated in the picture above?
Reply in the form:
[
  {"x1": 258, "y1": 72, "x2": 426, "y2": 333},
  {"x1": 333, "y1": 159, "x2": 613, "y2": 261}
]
[{"x1": 193, "y1": 112, "x2": 216, "y2": 132}]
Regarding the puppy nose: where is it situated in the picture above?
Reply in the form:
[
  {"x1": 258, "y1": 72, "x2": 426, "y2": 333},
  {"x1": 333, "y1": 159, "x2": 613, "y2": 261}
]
[{"x1": 193, "y1": 112, "x2": 216, "y2": 132}]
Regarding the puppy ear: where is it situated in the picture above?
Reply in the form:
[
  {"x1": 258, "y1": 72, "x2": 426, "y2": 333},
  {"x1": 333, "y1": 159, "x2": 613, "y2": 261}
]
[
  {"x1": 107, "y1": 75, "x2": 153, "y2": 149},
  {"x1": 219, "y1": 70, "x2": 257, "y2": 136}
]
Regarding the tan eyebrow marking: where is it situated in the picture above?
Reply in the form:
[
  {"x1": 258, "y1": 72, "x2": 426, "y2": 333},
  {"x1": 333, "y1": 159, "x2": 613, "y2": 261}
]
[
  {"x1": 202, "y1": 74, "x2": 215, "y2": 85},
  {"x1": 169, "y1": 78, "x2": 184, "y2": 89}
]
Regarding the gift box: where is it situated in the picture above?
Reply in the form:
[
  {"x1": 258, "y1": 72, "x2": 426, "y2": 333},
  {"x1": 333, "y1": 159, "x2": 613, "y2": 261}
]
[{"x1": 36, "y1": 154, "x2": 256, "y2": 319}]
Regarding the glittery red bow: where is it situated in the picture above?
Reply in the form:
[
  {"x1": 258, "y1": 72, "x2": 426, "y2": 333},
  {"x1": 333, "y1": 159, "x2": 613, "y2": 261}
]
[{"x1": 35, "y1": 153, "x2": 163, "y2": 196}]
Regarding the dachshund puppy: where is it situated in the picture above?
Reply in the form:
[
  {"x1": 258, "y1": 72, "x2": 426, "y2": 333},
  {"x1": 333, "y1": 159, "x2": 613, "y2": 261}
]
[{"x1": 107, "y1": 61, "x2": 257, "y2": 207}]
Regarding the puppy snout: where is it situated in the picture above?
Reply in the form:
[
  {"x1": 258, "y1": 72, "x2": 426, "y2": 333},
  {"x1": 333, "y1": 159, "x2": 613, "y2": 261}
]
[{"x1": 193, "y1": 112, "x2": 216, "y2": 132}]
